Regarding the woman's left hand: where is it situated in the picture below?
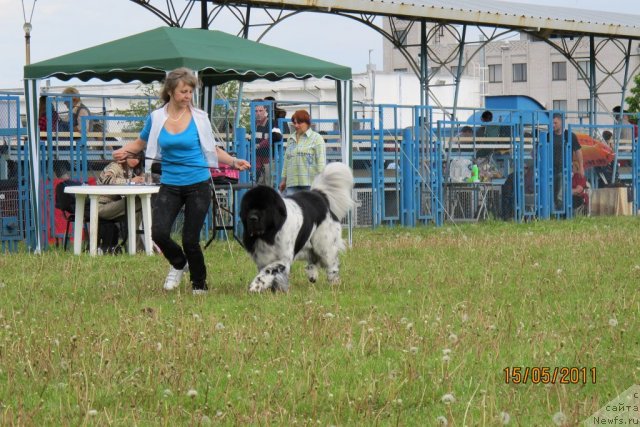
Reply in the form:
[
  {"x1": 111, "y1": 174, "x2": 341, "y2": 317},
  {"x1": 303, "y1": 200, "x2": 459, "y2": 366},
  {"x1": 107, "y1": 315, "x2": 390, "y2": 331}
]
[{"x1": 233, "y1": 158, "x2": 251, "y2": 171}]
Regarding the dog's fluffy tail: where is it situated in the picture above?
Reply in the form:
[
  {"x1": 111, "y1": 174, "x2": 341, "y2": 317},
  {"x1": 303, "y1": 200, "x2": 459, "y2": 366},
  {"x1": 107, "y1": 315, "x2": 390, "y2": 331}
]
[{"x1": 312, "y1": 162, "x2": 354, "y2": 220}]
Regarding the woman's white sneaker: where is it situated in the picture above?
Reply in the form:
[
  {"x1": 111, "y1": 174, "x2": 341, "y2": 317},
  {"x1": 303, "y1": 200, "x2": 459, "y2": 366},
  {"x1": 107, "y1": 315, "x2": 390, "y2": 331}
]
[{"x1": 163, "y1": 263, "x2": 188, "y2": 290}]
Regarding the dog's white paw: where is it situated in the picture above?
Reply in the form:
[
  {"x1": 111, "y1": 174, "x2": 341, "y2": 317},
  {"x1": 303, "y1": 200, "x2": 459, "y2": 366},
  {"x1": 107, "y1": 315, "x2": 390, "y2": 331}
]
[{"x1": 248, "y1": 277, "x2": 271, "y2": 293}]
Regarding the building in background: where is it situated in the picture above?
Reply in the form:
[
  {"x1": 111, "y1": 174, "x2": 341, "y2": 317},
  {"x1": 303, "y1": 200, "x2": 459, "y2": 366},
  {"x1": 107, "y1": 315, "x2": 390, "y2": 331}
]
[{"x1": 382, "y1": 20, "x2": 640, "y2": 122}]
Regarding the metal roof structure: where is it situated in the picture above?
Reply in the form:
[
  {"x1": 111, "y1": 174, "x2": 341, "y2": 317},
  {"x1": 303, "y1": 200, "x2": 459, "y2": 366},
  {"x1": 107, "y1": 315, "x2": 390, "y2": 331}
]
[
  {"x1": 129, "y1": 0, "x2": 640, "y2": 121},
  {"x1": 130, "y1": 0, "x2": 640, "y2": 39}
]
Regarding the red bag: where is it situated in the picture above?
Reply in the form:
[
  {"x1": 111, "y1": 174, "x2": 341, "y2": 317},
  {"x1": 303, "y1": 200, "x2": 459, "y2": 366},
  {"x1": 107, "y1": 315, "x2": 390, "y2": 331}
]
[{"x1": 210, "y1": 163, "x2": 239, "y2": 183}]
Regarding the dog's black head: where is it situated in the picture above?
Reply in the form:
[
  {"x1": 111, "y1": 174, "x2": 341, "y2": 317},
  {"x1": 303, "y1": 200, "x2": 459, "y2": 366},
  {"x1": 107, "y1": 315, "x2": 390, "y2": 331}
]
[{"x1": 240, "y1": 186, "x2": 287, "y2": 246}]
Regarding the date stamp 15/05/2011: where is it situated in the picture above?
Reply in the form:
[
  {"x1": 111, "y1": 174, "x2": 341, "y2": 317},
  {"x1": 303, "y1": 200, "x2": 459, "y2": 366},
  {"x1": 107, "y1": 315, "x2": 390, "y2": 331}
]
[{"x1": 504, "y1": 367, "x2": 597, "y2": 385}]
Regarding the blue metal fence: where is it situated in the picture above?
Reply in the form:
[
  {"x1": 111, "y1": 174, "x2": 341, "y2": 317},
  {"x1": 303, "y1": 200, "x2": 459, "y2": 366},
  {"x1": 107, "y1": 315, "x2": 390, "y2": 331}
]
[{"x1": 5, "y1": 92, "x2": 640, "y2": 252}]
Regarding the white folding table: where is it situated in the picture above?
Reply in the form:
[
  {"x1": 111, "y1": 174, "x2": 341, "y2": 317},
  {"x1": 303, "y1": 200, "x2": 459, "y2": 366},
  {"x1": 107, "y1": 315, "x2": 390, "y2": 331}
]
[{"x1": 64, "y1": 184, "x2": 159, "y2": 256}]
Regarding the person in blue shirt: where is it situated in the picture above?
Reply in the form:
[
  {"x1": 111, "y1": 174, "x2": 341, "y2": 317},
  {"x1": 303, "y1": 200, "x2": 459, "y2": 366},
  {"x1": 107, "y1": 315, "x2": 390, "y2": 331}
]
[{"x1": 113, "y1": 67, "x2": 250, "y2": 295}]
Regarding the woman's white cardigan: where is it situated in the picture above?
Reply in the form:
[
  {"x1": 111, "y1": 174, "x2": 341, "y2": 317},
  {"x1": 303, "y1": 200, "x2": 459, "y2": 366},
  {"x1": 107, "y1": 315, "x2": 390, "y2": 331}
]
[{"x1": 144, "y1": 105, "x2": 219, "y2": 173}]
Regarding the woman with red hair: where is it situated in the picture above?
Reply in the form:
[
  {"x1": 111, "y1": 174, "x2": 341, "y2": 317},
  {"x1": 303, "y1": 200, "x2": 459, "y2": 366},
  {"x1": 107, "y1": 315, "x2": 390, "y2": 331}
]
[{"x1": 278, "y1": 109, "x2": 326, "y2": 195}]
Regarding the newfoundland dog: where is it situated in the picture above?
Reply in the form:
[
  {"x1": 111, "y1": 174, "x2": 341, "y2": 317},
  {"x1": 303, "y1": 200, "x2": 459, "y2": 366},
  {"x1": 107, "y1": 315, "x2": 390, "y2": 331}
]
[{"x1": 240, "y1": 162, "x2": 354, "y2": 292}]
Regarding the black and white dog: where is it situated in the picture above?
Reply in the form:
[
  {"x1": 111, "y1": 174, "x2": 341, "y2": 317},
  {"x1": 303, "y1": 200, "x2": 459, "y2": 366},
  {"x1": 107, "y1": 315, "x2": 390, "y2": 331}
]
[{"x1": 240, "y1": 162, "x2": 354, "y2": 292}]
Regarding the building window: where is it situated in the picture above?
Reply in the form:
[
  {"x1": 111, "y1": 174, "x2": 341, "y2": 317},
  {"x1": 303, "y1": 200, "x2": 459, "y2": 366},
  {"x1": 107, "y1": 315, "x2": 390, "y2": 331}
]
[
  {"x1": 488, "y1": 64, "x2": 502, "y2": 83},
  {"x1": 552, "y1": 62, "x2": 567, "y2": 81},
  {"x1": 434, "y1": 25, "x2": 445, "y2": 43},
  {"x1": 393, "y1": 68, "x2": 408, "y2": 73},
  {"x1": 578, "y1": 99, "x2": 590, "y2": 117},
  {"x1": 578, "y1": 61, "x2": 591, "y2": 80},
  {"x1": 553, "y1": 100, "x2": 568, "y2": 111},
  {"x1": 513, "y1": 63, "x2": 527, "y2": 82}
]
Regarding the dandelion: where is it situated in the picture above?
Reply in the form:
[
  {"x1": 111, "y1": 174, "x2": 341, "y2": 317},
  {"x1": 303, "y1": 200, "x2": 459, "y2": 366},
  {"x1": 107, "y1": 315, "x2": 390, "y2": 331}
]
[
  {"x1": 406, "y1": 322, "x2": 414, "y2": 330},
  {"x1": 358, "y1": 320, "x2": 367, "y2": 326},
  {"x1": 156, "y1": 342, "x2": 162, "y2": 351},
  {"x1": 400, "y1": 317, "x2": 409, "y2": 324},
  {"x1": 0, "y1": 282, "x2": 5, "y2": 289},
  {"x1": 200, "y1": 415, "x2": 212, "y2": 425},
  {"x1": 441, "y1": 393, "x2": 456, "y2": 404},
  {"x1": 499, "y1": 411, "x2": 511, "y2": 424},
  {"x1": 215, "y1": 322, "x2": 225, "y2": 330},
  {"x1": 609, "y1": 318, "x2": 618, "y2": 327},
  {"x1": 87, "y1": 409, "x2": 98, "y2": 417},
  {"x1": 410, "y1": 346, "x2": 419, "y2": 354},
  {"x1": 556, "y1": 268, "x2": 563, "y2": 275},
  {"x1": 448, "y1": 333, "x2": 458, "y2": 344},
  {"x1": 436, "y1": 415, "x2": 448, "y2": 426},
  {"x1": 163, "y1": 389, "x2": 172, "y2": 398},
  {"x1": 216, "y1": 411, "x2": 223, "y2": 417},
  {"x1": 187, "y1": 389, "x2": 198, "y2": 398},
  {"x1": 442, "y1": 348, "x2": 452, "y2": 355},
  {"x1": 324, "y1": 312, "x2": 335, "y2": 319},
  {"x1": 552, "y1": 411, "x2": 566, "y2": 426},
  {"x1": 442, "y1": 354, "x2": 450, "y2": 362},
  {"x1": 533, "y1": 262, "x2": 540, "y2": 267}
]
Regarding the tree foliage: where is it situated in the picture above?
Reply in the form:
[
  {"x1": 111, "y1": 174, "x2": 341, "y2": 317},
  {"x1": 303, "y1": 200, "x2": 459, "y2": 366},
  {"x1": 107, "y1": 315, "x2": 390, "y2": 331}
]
[
  {"x1": 113, "y1": 83, "x2": 161, "y2": 132},
  {"x1": 112, "y1": 81, "x2": 249, "y2": 139},
  {"x1": 625, "y1": 73, "x2": 640, "y2": 115}
]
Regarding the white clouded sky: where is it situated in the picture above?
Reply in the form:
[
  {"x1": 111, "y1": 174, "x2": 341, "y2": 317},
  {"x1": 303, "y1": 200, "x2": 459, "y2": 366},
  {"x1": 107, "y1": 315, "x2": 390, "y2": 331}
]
[{"x1": 2, "y1": 0, "x2": 640, "y2": 89}]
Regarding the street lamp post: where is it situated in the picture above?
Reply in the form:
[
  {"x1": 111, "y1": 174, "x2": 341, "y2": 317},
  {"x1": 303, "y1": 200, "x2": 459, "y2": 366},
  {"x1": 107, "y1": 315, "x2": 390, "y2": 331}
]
[{"x1": 23, "y1": 22, "x2": 32, "y2": 65}]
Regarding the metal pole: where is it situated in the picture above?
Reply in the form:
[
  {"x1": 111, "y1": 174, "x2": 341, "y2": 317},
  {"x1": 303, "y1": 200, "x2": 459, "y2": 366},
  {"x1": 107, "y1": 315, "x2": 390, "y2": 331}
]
[
  {"x1": 612, "y1": 39, "x2": 633, "y2": 182},
  {"x1": 23, "y1": 22, "x2": 32, "y2": 65},
  {"x1": 419, "y1": 19, "x2": 428, "y2": 108},
  {"x1": 450, "y1": 25, "x2": 467, "y2": 123},
  {"x1": 445, "y1": 25, "x2": 467, "y2": 176},
  {"x1": 201, "y1": 0, "x2": 208, "y2": 29},
  {"x1": 589, "y1": 35, "x2": 596, "y2": 129},
  {"x1": 233, "y1": 6, "x2": 252, "y2": 133}
]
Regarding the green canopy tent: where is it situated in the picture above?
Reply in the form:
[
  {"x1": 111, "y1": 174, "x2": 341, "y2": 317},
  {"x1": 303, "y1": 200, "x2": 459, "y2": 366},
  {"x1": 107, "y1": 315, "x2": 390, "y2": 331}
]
[{"x1": 23, "y1": 26, "x2": 353, "y2": 252}]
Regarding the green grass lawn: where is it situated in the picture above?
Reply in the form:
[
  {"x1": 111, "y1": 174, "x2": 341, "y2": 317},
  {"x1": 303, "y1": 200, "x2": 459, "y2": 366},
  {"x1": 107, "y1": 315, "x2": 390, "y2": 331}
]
[{"x1": 0, "y1": 217, "x2": 638, "y2": 425}]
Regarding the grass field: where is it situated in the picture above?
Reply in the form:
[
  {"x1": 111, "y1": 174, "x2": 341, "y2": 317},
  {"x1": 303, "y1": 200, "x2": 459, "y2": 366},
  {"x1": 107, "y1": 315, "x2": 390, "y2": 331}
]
[{"x1": 0, "y1": 216, "x2": 638, "y2": 425}]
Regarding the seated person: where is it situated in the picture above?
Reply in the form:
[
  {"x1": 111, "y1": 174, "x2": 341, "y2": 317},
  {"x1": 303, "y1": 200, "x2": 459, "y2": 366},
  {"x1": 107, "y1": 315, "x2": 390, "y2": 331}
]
[
  {"x1": 96, "y1": 151, "x2": 145, "y2": 252},
  {"x1": 500, "y1": 161, "x2": 534, "y2": 220},
  {"x1": 595, "y1": 130, "x2": 618, "y2": 186},
  {"x1": 458, "y1": 125, "x2": 473, "y2": 137},
  {"x1": 477, "y1": 110, "x2": 511, "y2": 159},
  {"x1": 572, "y1": 160, "x2": 589, "y2": 214},
  {"x1": 454, "y1": 125, "x2": 475, "y2": 154},
  {"x1": 61, "y1": 86, "x2": 91, "y2": 133},
  {"x1": 38, "y1": 95, "x2": 61, "y2": 133}
]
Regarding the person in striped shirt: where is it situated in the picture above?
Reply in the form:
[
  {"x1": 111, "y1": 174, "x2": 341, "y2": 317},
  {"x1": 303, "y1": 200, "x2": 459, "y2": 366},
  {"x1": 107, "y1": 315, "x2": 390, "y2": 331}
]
[{"x1": 278, "y1": 110, "x2": 326, "y2": 195}]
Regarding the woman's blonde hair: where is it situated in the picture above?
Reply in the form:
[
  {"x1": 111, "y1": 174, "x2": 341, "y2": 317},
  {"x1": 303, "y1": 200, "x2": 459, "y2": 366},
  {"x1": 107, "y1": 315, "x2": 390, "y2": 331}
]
[
  {"x1": 160, "y1": 67, "x2": 199, "y2": 104},
  {"x1": 62, "y1": 87, "x2": 79, "y2": 95}
]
